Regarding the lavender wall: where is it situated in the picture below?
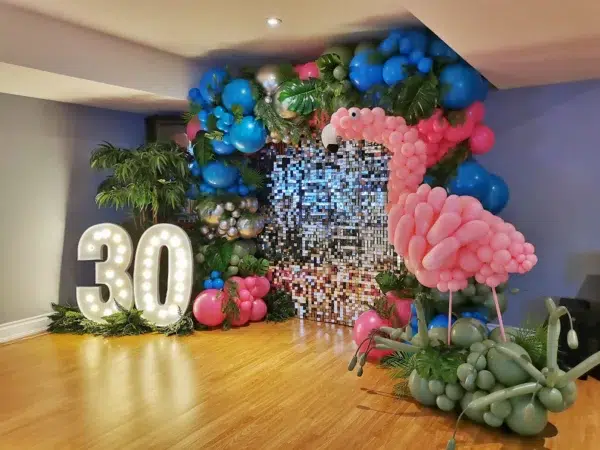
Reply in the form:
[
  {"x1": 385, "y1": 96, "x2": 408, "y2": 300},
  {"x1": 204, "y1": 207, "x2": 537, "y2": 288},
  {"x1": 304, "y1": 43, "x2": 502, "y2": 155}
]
[{"x1": 479, "y1": 80, "x2": 600, "y2": 323}]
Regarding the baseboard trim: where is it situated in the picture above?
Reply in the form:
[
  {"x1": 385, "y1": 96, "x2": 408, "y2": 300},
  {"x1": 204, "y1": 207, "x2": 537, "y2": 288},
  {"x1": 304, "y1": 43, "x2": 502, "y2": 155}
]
[{"x1": 0, "y1": 314, "x2": 51, "y2": 344}]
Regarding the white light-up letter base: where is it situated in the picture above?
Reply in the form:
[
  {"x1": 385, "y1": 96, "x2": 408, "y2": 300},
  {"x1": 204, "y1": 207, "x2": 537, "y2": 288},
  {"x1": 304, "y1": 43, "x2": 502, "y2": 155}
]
[{"x1": 76, "y1": 224, "x2": 134, "y2": 322}]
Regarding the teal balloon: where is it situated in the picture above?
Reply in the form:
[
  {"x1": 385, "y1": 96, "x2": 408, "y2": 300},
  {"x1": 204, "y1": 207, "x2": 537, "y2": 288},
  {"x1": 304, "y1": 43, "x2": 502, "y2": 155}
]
[
  {"x1": 447, "y1": 160, "x2": 491, "y2": 200},
  {"x1": 199, "y1": 68, "x2": 227, "y2": 105},
  {"x1": 482, "y1": 173, "x2": 509, "y2": 214},
  {"x1": 222, "y1": 79, "x2": 256, "y2": 115},
  {"x1": 439, "y1": 64, "x2": 481, "y2": 109},
  {"x1": 230, "y1": 116, "x2": 267, "y2": 154},
  {"x1": 201, "y1": 161, "x2": 238, "y2": 189}
]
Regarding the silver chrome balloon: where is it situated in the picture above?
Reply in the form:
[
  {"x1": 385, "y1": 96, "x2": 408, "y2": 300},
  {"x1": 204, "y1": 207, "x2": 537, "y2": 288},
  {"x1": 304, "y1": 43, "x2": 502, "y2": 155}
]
[
  {"x1": 255, "y1": 64, "x2": 283, "y2": 94},
  {"x1": 225, "y1": 202, "x2": 236, "y2": 212},
  {"x1": 274, "y1": 85, "x2": 298, "y2": 119}
]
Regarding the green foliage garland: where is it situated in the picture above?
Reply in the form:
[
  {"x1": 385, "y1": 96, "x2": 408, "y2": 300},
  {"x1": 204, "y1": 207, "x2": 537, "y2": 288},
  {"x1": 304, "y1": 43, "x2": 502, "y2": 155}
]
[
  {"x1": 238, "y1": 255, "x2": 270, "y2": 277},
  {"x1": 264, "y1": 289, "x2": 296, "y2": 322}
]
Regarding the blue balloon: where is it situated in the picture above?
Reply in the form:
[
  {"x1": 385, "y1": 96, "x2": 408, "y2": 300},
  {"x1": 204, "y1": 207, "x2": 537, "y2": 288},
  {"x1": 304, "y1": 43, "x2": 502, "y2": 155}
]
[
  {"x1": 188, "y1": 88, "x2": 201, "y2": 103},
  {"x1": 349, "y1": 51, "x2": 384, "y2": 92},
  {"x1": 201, "y1": 161, "x2": 239, "y2": 189},
  {"x1": 428, "y1": 314, "x2": 455, "y2": 330},
  {"x1": 238, "y1": 185, "x2": 250, "y2": 196},
  {"x1": 447, "y1": 160, "x2": 491, "y2": 200},
  {"x1": 222, "y1": 113, "x2": 234, "y2": 126},
  {"x1": 417, "y1": 57, "x2": 433, "y2": 74},
  {"x1": 428, "y1": 38, "x2": 459, "y2": 62},
  {"x1": 482, "y1": 173, "x2": 509, "y2": 214},
  {"x1": 188, "y1": 161, "x2": 202, "y2": 177},
  {"x1": 199, "y1": 183, "x2": 216, "y2": 194},
  {"x1": 212, "y1": 278, "x2": 224, "y2": 289},
  {"x1": 216, "y1": 119, "x2": 230, "y2": 132},
  {"x1": 203, "y1": 279, "x2": 214, "y2": 290},
  {"x1": 409, "y1": 50, "x2": 424, "y2": 64},
  {"x1": 406, "y1": 29, "x2": 428, "y2": 53},
  {"x1": 229, "y1": 116, "x2": 267, "y2": 154},
  {"x1": 349, "y1": 51, "x2": 372, "y2": 70},
  {"x1": 222, "y1": 79, "x2": 256, "y2": 115},
  {"x1": 439, "y1": 64, "x2": 481, "y2": 109},
  {"x1": 378, "y1": 36, "x2": 398, "y2": 56},
  {"x1": 211, "y1": 139, "x2": 235, "y2": 155},
  {"x1": 222, "y1": 133, "x2": 231, "y2": 145},
  {"x1": 462, "y1": 311, "x2": 489, "y2": 324},
  {"x1": 423, "y1": 175, "x2": 435, "y2": 185},
  {"x1": 210, "y1": 270, "x2": 221, "y2": 280},
  {"x1": 475, "y1": 74, "x2": 489, "y2": 102},
  {"x1": 199, "y1": 68, "x2": 227, "y2": 105},
  {"x1": 410, "y1": 315, "x2": 418, "y2": 335},
  {"x1": 213, "y1": 106, "x2": 225, "y2": 118},
  {"x1": 399, "y1": 37, "x2": 412, "y2": 54},
  {"x1": 383, "y1": 56, "x2": 409, "y2": 86},
  {"x1": 227, "y1": 186, "x2": 239, "y2": 194}
]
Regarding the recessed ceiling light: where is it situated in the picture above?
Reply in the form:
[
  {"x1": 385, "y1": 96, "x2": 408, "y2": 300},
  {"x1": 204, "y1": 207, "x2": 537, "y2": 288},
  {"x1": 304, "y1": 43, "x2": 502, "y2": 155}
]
[{"x1": 267, "y1": 17, "x2": 282, "y2": 28}]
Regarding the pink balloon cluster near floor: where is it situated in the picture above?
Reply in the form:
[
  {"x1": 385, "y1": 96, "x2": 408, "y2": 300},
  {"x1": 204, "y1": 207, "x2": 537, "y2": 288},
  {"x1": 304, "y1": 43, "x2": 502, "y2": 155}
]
[
  {"x1": 330, "y1": 107, "x2": 429, "y2": 208},
  {"x1": 388, "y1": 184, "x2": 538, "y2": 290},
  {"x1": 385, "y1": 291, "x2": 412, "y2": 328},
  {"x1": 352, "y1": 310, "x2": 392, "y2": 362},
  {"x1": 192, "y1": 276, "x2": 270, "y2": 327}
]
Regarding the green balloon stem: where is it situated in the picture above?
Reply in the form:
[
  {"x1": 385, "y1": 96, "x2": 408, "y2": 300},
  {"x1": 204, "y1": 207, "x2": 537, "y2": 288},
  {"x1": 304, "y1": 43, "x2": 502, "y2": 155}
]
[
  {"x1": 466, "y1": 382, "x2": 540, "y2": 411},
  {"x1": 492, "y1": 287, "x2": 507, "y2": 342}
]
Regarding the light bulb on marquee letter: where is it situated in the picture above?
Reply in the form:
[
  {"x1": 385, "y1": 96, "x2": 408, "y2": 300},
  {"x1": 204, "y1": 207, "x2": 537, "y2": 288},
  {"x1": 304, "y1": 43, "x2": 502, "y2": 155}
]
[
  {"x1": 133, "y1": 224, "x2": 193, "y2": 327},
  {"x1": 76, "y1": 224, "x2": 134, "y2": 322}
]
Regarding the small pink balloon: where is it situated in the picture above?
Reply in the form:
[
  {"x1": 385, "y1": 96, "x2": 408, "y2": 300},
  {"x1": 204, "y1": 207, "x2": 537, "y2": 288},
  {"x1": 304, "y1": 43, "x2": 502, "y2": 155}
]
[
  {"x1": 385, "y1": 292, "x2": 412, "y2": 328},
  {"x1": 372, "y1": 107, "x2": 385, "y2": 118},
  {"x1": 244, "y1": 277, "x2": 257, "y2": 289},
  {"x1": 458, "y1": 248, "x2": 482, "y2": 272},
  {"x1": 404, "y1": 129, "x2": 419, "y2": 143},
  {"x1": 432, "y1": 117, "x2": 449, "y2": 133},
  {"x1": 466, "y1": 101, "x2": 485, "y2": 123},
  {"x1": 408, "y1": 235, "x2": 427, "y2": 265},
  {"x1": 193, "y1": 289, "x2": 227, "y2": 327},
  {"x1": 238, "y1": 289, "x2": 253, "y2": 303},
  {"x1": 250, "y1": 299, "x2": 268, "y2": 321},
  {"x1": 352, "y1": 310, "x2": 392, "y2": 362},
  {"x1": 360, "y1": 108, "x2": 374, "y2": 124},
  {"x1": 186, "y1": 116, "x2": 202, "y2": 140},
  {"x1": 493, "y1": 249, "x2": 512, "y2": 264},
  {"x1": 469, "y1": 125, "x2": 495, "y2": 155},
  {"x1": 475, "y1": 273, "x2": 486, "y2": 284},
  {"x1": 226, "y1": 276, "x2": 246, "y2": 291},
  {"x1": 523, "y1": 243, "x2": 535, "y2": 254},
  {"x1": 427, "y1": 187, "x2": 448, "y2": 212},
  {"x1": 477, "y1": 246, "x2": 493, "y2": 263},
  {"x1": 416, "y1": 268, "x2": 441, "y2": 288},
  {"x1": 231, "y1": 301, "x2": 252, "y2": 326},
  {"x1": 339, "y1": 116, "x2": 352, "y2": 129},
  {"x1": 490, "y1": 233, "x2": 511, "y2": 250},
  {"x1": 249, "y1": 276, "x2": 271, "y2": 298}
]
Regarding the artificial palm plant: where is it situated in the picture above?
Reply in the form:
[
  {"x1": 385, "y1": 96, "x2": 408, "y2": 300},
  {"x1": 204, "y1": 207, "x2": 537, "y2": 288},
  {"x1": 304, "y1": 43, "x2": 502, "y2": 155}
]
[{"x1": 91, "y1": 141, "x2": 190, "y2": 226}]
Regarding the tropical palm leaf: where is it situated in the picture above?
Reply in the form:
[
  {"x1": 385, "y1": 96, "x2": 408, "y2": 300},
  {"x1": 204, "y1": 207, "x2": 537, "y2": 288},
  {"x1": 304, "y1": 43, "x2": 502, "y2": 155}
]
[
  {"x1": 391, "y1": 74, "x2": 440, "y2": 125},
  {"x1": 277, "y1": 79, "x2": 321, "y2": 116}
]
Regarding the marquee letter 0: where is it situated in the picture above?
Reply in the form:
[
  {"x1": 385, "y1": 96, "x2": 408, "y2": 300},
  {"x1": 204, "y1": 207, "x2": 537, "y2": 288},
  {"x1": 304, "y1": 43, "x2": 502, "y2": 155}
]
[
  {"x1": 133, "y1": 224, "x2": 193, "y2": 326},
  {"x1": 76, "y1": 223, "x2": 134, "y2": 322}
]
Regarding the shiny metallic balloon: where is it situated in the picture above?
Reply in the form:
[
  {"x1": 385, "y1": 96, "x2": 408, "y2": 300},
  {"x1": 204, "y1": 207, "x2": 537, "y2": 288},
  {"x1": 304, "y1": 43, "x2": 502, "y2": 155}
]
[
  {"x1": 200, "y1": 226, "x2": 210, "y2": 235},
  {"x1": 198, "y1": 205, "x2": 223, "y2": 227},
  {"x1": 214, "y1": 204, "x2": 225, "y2": 216},
  {"x1": 227, "y1": 227, "x2": 239, "y2": 237},
  {"x1": 232, "y1": 209, "x2": 241, "y2": 218},
  {"x1": 225, "y1": 201, "x2": 236, "y2": 212},
  {"x1": 218, "y1": 220, "x2": 229, "y2": 230},
  {"x1": 239, "y1": 199, "x2": 248, "y2": 209},
  {"x1": 256, "y1": 64, "x2": 283, "y2": 95},
  {"x1": 246, "y1": 197, "x2": 259, "y2": 213},
  {"x1": 228, "y1": 217, "x2": 237, "y2": 227},
  {"x1": 217, "y1": 227, "x2": 227, "y2": 235},
  {"x1": 237, "y1": 215, "x2": 265, "y2": 239},
  {"x1": 274, "y1": 86, "x2": 298, "y2": 119},
  {"x1": 207, "y1": 233, "x2": 215, "y2": 240}
]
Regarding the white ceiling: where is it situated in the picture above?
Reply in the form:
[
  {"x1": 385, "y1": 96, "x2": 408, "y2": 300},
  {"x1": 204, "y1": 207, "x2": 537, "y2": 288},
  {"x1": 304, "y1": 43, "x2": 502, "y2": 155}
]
[
  {"x1": 1, "y1": 0, "x2": 417, "y2": 58},
  {"x1": 1, "y1": 0, "x2": 600, "y2": 112}
]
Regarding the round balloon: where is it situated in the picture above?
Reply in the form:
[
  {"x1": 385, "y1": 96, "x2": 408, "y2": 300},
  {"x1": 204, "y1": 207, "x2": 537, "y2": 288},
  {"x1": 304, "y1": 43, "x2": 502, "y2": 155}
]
[
  {"x1": 231, "y1": 301, "x2": 252, "y2": 326},
  {"x1": 482, "y1": 173, "x2": 509, "y2": 214},
  {"x1": 439, "y1": 64, "x2": 481, "y2": 109},
  {"x1": 198, "y1": 68, "x2": 227, "y2": 105},
  {"x1": 201, "y1": 161, "x2": 239, "y2": 189},
  {"x1": 250, "y1": 299, "x2": 267, "y2": 321},
  {"x1": 274, "y1": 86, "x2": 297, "y2": 119},
  {"x1": 222, "y1": 79, "x2": 256, "y2": 115},
  {"x1": 186, "y1": 116, "x2": 202, "y2": 140},
  {"x1": 353, "y1": 310, "x2": 392, "y2": 362},
  {"x1": 193, "y1": 289, "x2": 227, "y2": 326},
  {"x1": 211, "y1": 138, "x2": 236, "y2": 155},
  {"x1": 229, "y1": 116, "x2": 267, "y2": 154},
  {"x1": 382, "y1": 56, "x2": 409, "y2": 86},
  {"x1": 255, "y1": 64, "x2": 283, "y2": 94},
  {"x1": 447, "y1": 160, "x2": 491, "y2": 201}
]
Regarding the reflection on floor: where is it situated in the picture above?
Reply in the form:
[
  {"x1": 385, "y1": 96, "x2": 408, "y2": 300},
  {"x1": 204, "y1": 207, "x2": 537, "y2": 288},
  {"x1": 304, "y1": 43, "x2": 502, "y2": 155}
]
[{"x1": 0, "y1": 319, "x2": 598, "y2": 449}]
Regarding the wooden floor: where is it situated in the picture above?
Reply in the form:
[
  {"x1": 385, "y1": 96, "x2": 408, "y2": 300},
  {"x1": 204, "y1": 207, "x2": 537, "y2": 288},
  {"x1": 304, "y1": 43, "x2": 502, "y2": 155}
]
[{"x1": 1, "y1": 320, "x2": 599, "y2": 449}]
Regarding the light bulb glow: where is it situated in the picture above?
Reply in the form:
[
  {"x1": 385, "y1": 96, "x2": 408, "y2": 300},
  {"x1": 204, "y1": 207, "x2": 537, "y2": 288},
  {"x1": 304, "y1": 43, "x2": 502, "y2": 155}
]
[
  {"x1": 87, "y1": 244, "x2": 95, "y2": 252},
  {"x1": 267, "y1": 17, "x2": 282, "y2": 27},
  {"x1": 146, "y1": 303, "x2": 155, "y2": 312},
  {"x1": 116, "y1": 278, "x2": 124, "y2": 287},
  {"x1": 104, "y1": 308, "x2": 113, "y2": 316},
  {"x1": 175, "y1": 271, "x2": 185, "y2": 282},
  {"x1": 142, "y1": 282, "x2": 151, "y2": 291},
  {"x1": 170, "y1": 237, "x2": 181, "y2": 247},
  {"x1": 93, "y1": 232, "x2": 102, "y2": 241},
  {"x1": 119, "y1": 290, "x2": 128, "y2": 299},
  {"x1": 150, "y1": 237, "x2": 160, "y2": 246},
  {"x1": 175, "y1": 249, "x2": 185, "y2": 259},
  {"x1": 112, "y1": 234, "x2": 122, "y2": 243},
  {"x1": 90, "y1": 304, "x2": 99, "y2": 312},
  {"x1": 176, "y1": 260, "x2": 188, "y2": 269},
  {"x1": 86, "y1": 294, "x2": 94, "y2": 303},
  {"x1": 158, "y1": 309, "x2": 168, "y2": 319},
  {"x1": 115, "y1": 255, "x2": 124, "y2": 264},
  {"x1": 160, "y1": 231, "x2": 170, "y2": 240},
  {"x1": 168, "y1": 305, "x2": 179, "y2": 316},
  {"x1": 143, "y1": 293, "x2": 154, "y2": 304},
  {"x1": 145, "y1": 247, "x2": 154, "y2": 256},
  {"x1": 175, "y1": 283, "x2": 185, "y2": 292},
  {"x1": 102, "y1": 228, "x2": 111, "y2": 238},
  {"x1": 143, "y1": 270, "x2": 152, "y2": 279},
  {"x1": 174, "y1": 294, "x2": 184, "y2": 303},
  {"x1": 143, "y1": 259, "x2": 153, "y2": 268},
  {"x1": 117, "y1": 245, "x2": 127, "y2": 254},
  {"x1": 105, "y1": 270, "x2": 115, "y2": 279}
]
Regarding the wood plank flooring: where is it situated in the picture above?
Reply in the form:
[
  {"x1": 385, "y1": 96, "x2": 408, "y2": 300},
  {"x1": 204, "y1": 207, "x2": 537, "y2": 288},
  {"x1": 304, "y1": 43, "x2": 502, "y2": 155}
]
[{"x1": 1, "y1": 319, "x2": 599, "y2": 449}]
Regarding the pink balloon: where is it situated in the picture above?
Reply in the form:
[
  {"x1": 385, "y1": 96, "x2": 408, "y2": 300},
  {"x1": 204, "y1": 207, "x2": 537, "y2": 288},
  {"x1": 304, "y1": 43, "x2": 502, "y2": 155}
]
[
  {"x1": 393, "y1": 215, "x2": 415, "y2": 256},
  {"x1": 186, "y1": 116, "x2": 202, "y2": 140},
  {"x1": 458, "y1": 248, "x2": 482, "y2": 272},
  {"x1": 416, "y1": 269, "x2": 440, "y2": 288},
  {"x1": 426, "y1": 212, "x2": 462, "y2": 246},
  {"x1": 388, "y1": 204, "x2": 405, "y2": 242},
  {"x1": 226, "y1": 276, "x2": 246, "y2": 291},
  {"x1": 423, "y1": 237, "x2": 460, "y2": 271},
  {"x1": 427, "y1": 187, "x2": 448, "y2": 212},
  {"x1": 469, "y1": 125, "x2": 495, "y2": 155},
  {"x1": 245, "y1": 277, "x2": 257, "y2": 289},
  {"x1": 231, "y1": 301, "x2": 252, "y2": 326},
  {"x1": 249, "y1": 276, "x2": 271, "y2": 298},
  {"x1": 295, "y1": 62, "x2": 320, "y2": 80},
  {"x1": 414, "y1": 203, "x2": 434, "y2": 236},
  {"x1": 193, "y1": 289, "x2": 226, "y2": 327},
  {"x1": 249, "y1": 299, "x2": 268, "y2": 321},
  {"x1": 466, "y1": 101, "x2": 485, "y2": 123},
  {"x1": 352, "y1": 310, "x2": 392, "y2": 362},
  {"x1": 477, "y1": 246, "x2": 493, "y2": 263},
  {"x1": 408, "y1": 235, "x2": 427, "y2": 267},
  {"x1": 454, "y1": 220, "x2": 489, "y2": 244},
  {"x1": 238, "y1": 289, "x2": 253, "y2": 303},
  {"x1": 385, "y1": 292, "x2": 412, "y2": 328}
]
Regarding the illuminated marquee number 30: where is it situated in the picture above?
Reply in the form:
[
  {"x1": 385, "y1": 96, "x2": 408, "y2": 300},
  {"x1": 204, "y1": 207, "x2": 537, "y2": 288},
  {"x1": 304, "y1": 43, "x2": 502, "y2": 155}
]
[{"x1": 76, "y1": 223, "x2": 193, "y2": 326}]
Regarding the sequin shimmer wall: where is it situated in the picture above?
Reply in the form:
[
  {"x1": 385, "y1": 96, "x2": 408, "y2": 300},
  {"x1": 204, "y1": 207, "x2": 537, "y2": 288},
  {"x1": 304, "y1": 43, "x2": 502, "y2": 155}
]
[{"x1": 258, "y1": 142, "x2": 401, "y2": 326}]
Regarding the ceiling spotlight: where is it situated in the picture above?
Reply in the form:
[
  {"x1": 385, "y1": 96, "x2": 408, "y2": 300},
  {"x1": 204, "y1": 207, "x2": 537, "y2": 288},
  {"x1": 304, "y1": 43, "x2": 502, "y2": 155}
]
[{"x1": 267, "y1": 17, "x2": 282, "y2": 28}]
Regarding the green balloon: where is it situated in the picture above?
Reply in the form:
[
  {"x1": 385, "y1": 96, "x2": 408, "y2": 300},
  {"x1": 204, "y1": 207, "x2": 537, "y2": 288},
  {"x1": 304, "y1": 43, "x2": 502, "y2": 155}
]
[
  {"x1": 445, "y1": 383, "x2": 465, "y2": 401},
  {"x1": 428, "y1": 380, "x2": 446, "y2": 396},
  {"x1": 483, "y1": 411, "x2": 504, "y2": 427},
  {"x1": 484, "y1": 292, "x2": 507, "y2": 319},
  {"x1": 333, "y1": 65, "x2": 348, "y2": 81},
  {"x1": 470, "y1": 342, "x2": 486, "y2": 354},
  {"x1": 436, "y1": 394, "x2": 456, "y2": 412},
  {"x1": 461, "y1": 284, "x2": 476, "y2": 297},
  {"x1": 538, "y1": 387, "x2": 565, "y2": 412},
  {"x1": 457, "y1": 363, "x2": 475, "y2": 383},
  {"x1": 490, "y1": 399, "x2": 512, "y2": 419},
  {"x1": 322, "y1": 45, "x2": 353, "y2": 65},
  {"x1": 559, "y1": 381, "x2": 577, "y2": 407},
  {"x1": 428, "y1": 327, "x2": 447, "y2": 346},
  {"x1": 476, "y1": 370, "x2": 496, "y2": 390},
  {"x1": 486, "y1": 342, "x2": 532, "y2": 386},
  {"x1": 460, "y1": 391, "x2": 487, "y2": 423},
  {"x1": 467, "y1": 352, "x2": 487, "y2": 370},
  {"x1": 489, "y1": 327, "x2": 518, "y2": 343},
  {"x1": 408, "y1": 370, "x2": 437, "y2": 406},
  {"x1": 476, "y1": 283, "x2": 492, "y2": 295},
  {"x1": 451, "y1": 318, "x2": 487, "y2": 348},
  {"x1": 232, "y1": 240, "x2": 257, "y2": 257},
  {"x1": 505, "y1": 396, "x2": 548, "y2": 436},
  {"x1": 226, "y1": 266, "x2": 239, "y2": 276},
  {"x1": 229, "y1": 254, "x2": 240, "y2": 266}
]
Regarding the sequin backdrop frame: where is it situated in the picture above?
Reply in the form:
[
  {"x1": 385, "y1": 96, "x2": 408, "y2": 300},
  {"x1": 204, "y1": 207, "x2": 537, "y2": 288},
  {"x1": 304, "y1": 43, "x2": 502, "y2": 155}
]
[{"x1": 257, "y1": 141, "x2": 401, "y2": 326}]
